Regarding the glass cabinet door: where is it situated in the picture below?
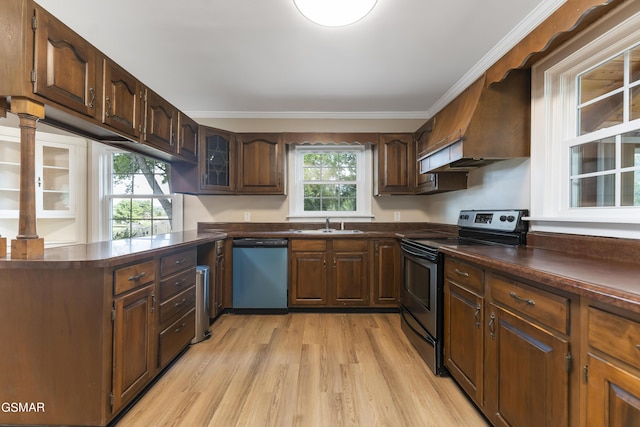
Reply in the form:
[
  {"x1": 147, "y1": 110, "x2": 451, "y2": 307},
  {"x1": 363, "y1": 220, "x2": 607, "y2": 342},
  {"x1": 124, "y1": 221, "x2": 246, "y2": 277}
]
[
  {"x1": 38, "y1": 143, "x2": 73, "y2": 216},
  {"x1": 200, "y1": 128, "x2": 234, "y2": 193},
  {"x1": 0, "y1": 132, "x2": 21, "y2": 216}
]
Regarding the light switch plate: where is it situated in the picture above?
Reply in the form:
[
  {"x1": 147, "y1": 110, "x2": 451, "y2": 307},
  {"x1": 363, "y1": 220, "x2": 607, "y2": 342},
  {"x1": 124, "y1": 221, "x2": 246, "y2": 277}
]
[
  {"x1": 244, "y1": 212, "x2": 251, "y2": 221},
  {"x1": 394, "y1": 212, "x2": 401, "y2": 221}
]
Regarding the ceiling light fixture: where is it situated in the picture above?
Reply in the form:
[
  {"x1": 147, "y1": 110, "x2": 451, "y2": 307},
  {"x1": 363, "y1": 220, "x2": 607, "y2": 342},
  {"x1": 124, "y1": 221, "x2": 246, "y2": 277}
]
[{"x1": 293, "y1": 0, "x2": 378, "y2": 27}]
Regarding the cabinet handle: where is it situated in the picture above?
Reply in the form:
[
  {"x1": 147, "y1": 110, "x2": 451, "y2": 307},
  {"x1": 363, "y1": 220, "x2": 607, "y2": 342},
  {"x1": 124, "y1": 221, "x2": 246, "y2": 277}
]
[
  {"x1": 489, "y1": 312, "x2": 496, "y2": 339},
  {"x1": 151, "y1": 291, "x2": 156, "y2": 312},
  {"x1": 175, "y1": 278, "x2": 186, "y2": 287},
  {"x1": 636, "y1": 344, "x2": 640, "y2": 350},
  {"x1": 474, "y1": 304, "x2": 481, "y2": 328},
  {"x1": 455, "y1": 269, "x2": 469, "y2": 277},
  {"x1": 509, "y1": 291, "x2": 535, "y2": 306},
  {"x1": 175, "y1": 258, "x2": 187, "y2": 265},
  {"x1": 323, "y1": 258, "x2": 326, "y2": 268},
  {"x1": 37, "y1": 177, "x2": 41, "y2": 187},
  {"x1": 128, "y1": 271, "x2": 147, "y2": 281},
  {"x1": 105, "y1": 96, "x2": 113, "y2": 117},
  {"x1": 175, "y1": 322, "x2": 187, "y2": 333},
  {"x1": 175, "y1": 298, "x2": 186, "y2": 307},
  {"x1": 333, "y1": 257, "x2": 337, "y2": 269},
  {"x1": 89, "y1": 87, "x2": 95, "y2": 109}
]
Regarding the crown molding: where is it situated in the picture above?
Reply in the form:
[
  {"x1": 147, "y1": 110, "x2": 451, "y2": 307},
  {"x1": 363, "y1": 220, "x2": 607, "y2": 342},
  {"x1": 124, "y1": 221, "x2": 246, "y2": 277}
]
[{"x1": 185, "y1": 110, "x2": 430, "y2": 120}]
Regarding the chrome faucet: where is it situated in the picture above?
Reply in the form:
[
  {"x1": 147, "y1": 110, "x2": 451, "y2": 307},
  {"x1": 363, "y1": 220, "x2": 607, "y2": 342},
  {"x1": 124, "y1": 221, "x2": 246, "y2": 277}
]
[{"x1": 325, "y1": 217, "x2": 330, "y2": 231}]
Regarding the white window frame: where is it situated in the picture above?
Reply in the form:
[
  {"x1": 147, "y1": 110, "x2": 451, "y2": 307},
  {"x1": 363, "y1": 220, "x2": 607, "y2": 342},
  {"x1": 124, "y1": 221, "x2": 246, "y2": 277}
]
[
  {"x1": 530, "y1": 5, "x2": 640, "y2": 238},
  {"x1": 89, "y1": 142, "x2": 182, "y2": 242},
  {"x1": 288, "y1": 145, "x2": 372, "y2": 222}
]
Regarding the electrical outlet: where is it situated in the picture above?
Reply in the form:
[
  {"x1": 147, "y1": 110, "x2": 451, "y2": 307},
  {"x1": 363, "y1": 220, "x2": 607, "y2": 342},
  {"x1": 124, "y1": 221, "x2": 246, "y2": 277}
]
[
  {"x1": 394, "y1": 211, "x2": 401, "y2": 221},
  {"x1": 244, "y1": 212, "x2": 251, "y2": 222}
]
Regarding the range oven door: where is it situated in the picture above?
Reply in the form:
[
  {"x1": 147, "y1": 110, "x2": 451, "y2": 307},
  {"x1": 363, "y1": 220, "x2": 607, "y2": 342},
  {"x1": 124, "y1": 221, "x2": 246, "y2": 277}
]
[{"x1": 400, "y1": 244, "x2": 439, "y2": 340}]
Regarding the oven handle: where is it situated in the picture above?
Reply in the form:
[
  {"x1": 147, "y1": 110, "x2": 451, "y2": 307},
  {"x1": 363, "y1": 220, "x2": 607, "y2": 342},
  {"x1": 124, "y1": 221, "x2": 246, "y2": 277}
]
[
  {"x1": 401, "y1": 245, "x2": 437, "y2": 261},
  {"x1": 401, "y1": 308, "x2": 436, "y2": 346}
]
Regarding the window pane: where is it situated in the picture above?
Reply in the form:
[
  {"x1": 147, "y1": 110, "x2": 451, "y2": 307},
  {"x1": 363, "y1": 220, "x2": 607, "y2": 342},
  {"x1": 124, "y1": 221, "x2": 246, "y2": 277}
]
[
  {"x1": 631, "y1": 45, "x2": 640, "y2": 84},
  {"x1": 322, "y1": 198, "x2": 338, "y2": 211},
  {"x1": 339, "y1": 198, "x2": 357, "y2": 211},
  {"x1": 304, "y1": 198, "x2": 321, "y2": 211},
  {"x1": 320, "y1": 185, "x2": 338, "y2": 197},
  {"x1": 570, "y1": 174, "x2": 615, "y2": 207},
  {"x1": 303, "y1": 153, "x2": 323, "y2": 167},
  {"x1": 579, "y1": 54, "x2": 625, "y2": 104},
  {"x1": 622, "y1": 131, "x2": 640, "y2": 168},
  {"x1": 152, "y1": 219, "x2": 172, "y2": 235},
  {"x1": 153, "y1": 199, "x2": 171, "y2": 219},
  {"x1": 303, "y1": 184, "x2": 321, "y2": 197},
  {"x1": 631, "y1": 84, "x2": 640, "y2": 122},
  {"x1": 579, "y1": 92, "x2": 624, "y2": 135},
  {"x1": 303, "y1": 167, "x2": 322, "y2": 180},
  {"x1": 621, "y1": 170, "x2": 640, "y2": 206},
  {"x1": 570, "y1": 138, "x2": 615, "y2": 175}
]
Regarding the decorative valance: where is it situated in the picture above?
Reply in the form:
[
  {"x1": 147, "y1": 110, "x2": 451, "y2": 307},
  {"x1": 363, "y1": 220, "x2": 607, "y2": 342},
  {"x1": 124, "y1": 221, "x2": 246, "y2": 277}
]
[
  {"x1": 486, "y1": 0, "x2": 627, "y2": 85},
  {"x1": 283, "y1": 132, "x2": 379, "y2": 146}
]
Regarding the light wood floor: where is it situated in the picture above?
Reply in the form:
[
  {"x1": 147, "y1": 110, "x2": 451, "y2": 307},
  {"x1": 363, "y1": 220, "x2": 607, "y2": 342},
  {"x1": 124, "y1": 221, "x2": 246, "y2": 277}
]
[{"x1": 116, "y1": 313, "x2": 489, "y2": 427}]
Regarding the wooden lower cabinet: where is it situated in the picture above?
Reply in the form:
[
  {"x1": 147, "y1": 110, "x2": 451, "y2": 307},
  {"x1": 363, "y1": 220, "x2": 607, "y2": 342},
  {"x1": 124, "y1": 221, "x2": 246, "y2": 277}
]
[
  {"x1": 112, "y1": 283, "x2": 156, "y2": 413},
  {"x1": 485, "y1": 304, "x2": 569, "y2": 427},
  {"x1": 585, "y1": 304, "x2": 640, "y2": 426},
  {"x1": 371, "y1": 239, "x2": 400, "y2": 305},
  {"x1": 289, "y1": 239, "x2": 369, "y2": 307},
  {"x1": 444, "y1": 281, "x2": 484, "y2": 404},
  {"x1": 444, "y1": 256, "x2": 574, "y2": 427}
]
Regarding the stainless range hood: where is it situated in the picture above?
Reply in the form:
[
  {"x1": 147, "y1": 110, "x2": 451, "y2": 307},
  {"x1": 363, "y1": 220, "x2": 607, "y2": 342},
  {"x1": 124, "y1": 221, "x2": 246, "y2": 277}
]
[{"x1": 416, "y1": 69, "x2": 531, "y2": 173}]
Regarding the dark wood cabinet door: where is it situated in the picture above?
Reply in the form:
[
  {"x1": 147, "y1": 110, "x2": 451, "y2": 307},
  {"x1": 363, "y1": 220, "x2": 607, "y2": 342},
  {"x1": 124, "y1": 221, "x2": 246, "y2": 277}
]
[
  {"x1": 200, "y1": 127, "x2": 235, "y2": 193},
  {"x1": 377, "y1": 133, "x2": 414, "y2": 194},
  {"x1": 142, "y1": 89, "x2": 177, "y2": 153},
  {"x1": 177, "y1": 112, "x2": 198, "y2": 162},
  {"x1": 586, "y1": 353, "x2": 640, "y2": 427},
  {"x1": 485, "y1": 304, "x2": 569, "y2": 427},
  {"x1": 289, "y1": 251, "x2": 327, "y2": 305},
  {"x1": 444, "y1": 281, "x2": 484, "y2": 404},
  {"x1": 371, "y1": 239, "x2": 400, "y2": 305},
  {"x1": 102, "y1": 58, "x2": 141, "y2": 139},
  {"x1": 236, "y1": 133, "x2": 284, "y2": 194},
  {"x1": 33, "y1": 7, "x2": 98, "y2": 118},
  {"x1": 332, "y1": 250, "x2": 369, "y2": 306},
  {"x1": 112, "y1": 284, "x2": 155, "y2": 413}
]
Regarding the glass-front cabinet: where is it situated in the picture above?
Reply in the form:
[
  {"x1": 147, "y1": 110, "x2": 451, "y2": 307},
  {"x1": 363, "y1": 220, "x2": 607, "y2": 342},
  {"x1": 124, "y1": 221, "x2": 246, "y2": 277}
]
[
  {"x1": 0, "y1": 126, "x2": 83, "y2": 218},
  {"x1": 200, "y1": 127, "x2": 234, "y2": 193}
]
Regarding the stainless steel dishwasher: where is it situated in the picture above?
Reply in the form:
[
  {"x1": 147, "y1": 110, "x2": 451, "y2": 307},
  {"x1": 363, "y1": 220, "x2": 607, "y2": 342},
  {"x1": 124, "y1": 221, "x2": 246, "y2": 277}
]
[{"x1": 232, "y1": 238, "x2": 288, "y2": 312}]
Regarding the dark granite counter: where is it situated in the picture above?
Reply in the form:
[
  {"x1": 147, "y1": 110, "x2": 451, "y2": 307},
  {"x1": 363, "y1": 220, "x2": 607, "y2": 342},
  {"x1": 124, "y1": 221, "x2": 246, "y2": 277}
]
[{"x1": 0, "y1": 230, "x2": 226, "y2": 269}]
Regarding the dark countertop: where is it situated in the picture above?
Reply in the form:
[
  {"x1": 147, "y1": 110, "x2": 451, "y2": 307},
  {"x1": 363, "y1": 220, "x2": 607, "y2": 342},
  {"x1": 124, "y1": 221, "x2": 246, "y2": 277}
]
[
  {"x1": 440, "y1": 244, "x2": 640, "y2": 314},
  {"x1": 0, "y1": 230, "x2": 226, "y2": 269}
]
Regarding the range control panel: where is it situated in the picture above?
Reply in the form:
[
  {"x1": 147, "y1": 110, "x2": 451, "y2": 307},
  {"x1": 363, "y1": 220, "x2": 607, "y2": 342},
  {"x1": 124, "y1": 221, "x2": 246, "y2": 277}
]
[{"x1": 457, "y1": 209, "x2": 528, "y2": 232}]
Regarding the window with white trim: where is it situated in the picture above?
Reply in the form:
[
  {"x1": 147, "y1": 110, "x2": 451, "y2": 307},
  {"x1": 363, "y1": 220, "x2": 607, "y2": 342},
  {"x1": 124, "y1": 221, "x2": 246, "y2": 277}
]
[
  {"x1": 288, "y1": 145, "x2": 372, "y2": 220},
  {"x1": 531, "y1": 8, "x2": 640, "y2": 237},
  {"x1": 104, "y1": 150, "x2": 181, "y2": 240}
]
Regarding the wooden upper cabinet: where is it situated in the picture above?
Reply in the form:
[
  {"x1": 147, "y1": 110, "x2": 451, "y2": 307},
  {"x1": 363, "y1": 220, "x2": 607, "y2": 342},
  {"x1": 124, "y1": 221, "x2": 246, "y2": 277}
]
[
  {"x1": 376, "y1": 133, "x2": 415, "y2": 195},
  {"x1": 177, "y1": 112, "x2": 198, "y2": 162},
  {"x1": 200, "y1": 126, "x2": 235, "y2": 193},
  {"x1": 33, "y1": 6, "x2": 98, "y2": 118},
  {"x1": 102, "y1": 58, "x2": 142, "y2": 139},
  {"x1": 235, "y1": 133, "x2": 285, "y2": 194},
  {"x1": 142, "y1": 89, "x2": 177, "y2": 153}
]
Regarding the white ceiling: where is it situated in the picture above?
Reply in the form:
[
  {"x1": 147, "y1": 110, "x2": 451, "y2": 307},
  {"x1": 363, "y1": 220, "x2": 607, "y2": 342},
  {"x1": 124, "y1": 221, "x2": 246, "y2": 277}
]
[{"x1": 35, "y1": 0, "x2": 564, "y2": 119}]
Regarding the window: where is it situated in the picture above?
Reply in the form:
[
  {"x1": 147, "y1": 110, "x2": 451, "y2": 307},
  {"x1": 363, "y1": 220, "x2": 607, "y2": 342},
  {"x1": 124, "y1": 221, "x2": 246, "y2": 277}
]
[
  {"x1": 531, "y1": 8, "x2": 640, "y2": 238},
  {"x1": 105, "y1": 150, "x2": 181, "y2": 240},
  {"x1": 289, "y1": 145, "x2": 372, "y2": 220}
]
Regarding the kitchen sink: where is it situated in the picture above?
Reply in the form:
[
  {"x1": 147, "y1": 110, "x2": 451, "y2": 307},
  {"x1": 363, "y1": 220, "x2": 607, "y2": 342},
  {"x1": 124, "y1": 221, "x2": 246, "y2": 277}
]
[{"x1": 293, "y1": 229, "x2": 363, "y2": 234}]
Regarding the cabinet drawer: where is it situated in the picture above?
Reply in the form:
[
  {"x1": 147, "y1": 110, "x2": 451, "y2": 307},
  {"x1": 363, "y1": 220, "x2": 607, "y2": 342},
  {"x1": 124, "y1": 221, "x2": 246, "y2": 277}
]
[
  {"x1": 444, "y1": 258, "x2": 483, "y2": 293},
  {"x1": 332, "y1": 239, "x2": 368, "y2": 251},
  {"x1": 160, "y1": 285, "x2": 196, "y2": 329},
  {"x1": 291, "y1": 239, "x2": 327, "y2": 251},
  {"x1": 588, "y1": 306, "x2": 640, "y2": 370},
  {"x1": 160, "y1": 249, "x2": 197, "y2": 278},
  {"x1": 114, "y1": 260, "x2": 155, "y2": 295},
  {"x1": 159, "y1": 267, "x2": 196, "y2": 301},
  {"x1": 490, "y1": 275, "x2": 569, "y2": 334},
  {"x1": 159, "y1": 309, "x2": 195, "y2": 367}
]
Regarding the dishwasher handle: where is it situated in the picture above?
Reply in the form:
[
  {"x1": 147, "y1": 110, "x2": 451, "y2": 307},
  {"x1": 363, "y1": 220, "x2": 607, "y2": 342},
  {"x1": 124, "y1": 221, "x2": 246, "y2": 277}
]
[{"x1": 232, "y1": 238, "x2": 288, "y2": 248}]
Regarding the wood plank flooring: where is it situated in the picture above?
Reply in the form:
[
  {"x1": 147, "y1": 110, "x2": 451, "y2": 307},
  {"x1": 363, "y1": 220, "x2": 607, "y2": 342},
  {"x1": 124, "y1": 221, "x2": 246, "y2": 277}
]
[{"x1": 116, "y1": 313, "x2": 489, "y2": 427}]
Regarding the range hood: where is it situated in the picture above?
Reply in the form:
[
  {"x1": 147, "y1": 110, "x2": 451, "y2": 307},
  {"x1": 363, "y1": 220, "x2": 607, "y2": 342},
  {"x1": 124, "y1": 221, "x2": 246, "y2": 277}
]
[{"x1": 417, "y1": 68, "x2": 530, "y2": 173}]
